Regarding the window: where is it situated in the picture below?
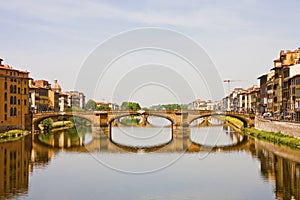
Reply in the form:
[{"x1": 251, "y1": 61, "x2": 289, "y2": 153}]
[
  {"x1": 10, "y1": 85, "x2": 13, "y2": 93},
  {"x1": 24, "y1": 100, "x2": 26, "y2": 106},
  {"x1": 4, "y1": 114, "x2": 7, "y2": 121},
  {"x1": 13, "y1": 85, "x2": 16, "y2": 93},
  {"x1": 4, "y1": 82, "x2": 7, "y2": 90},
  {"x1": 4, "y1": 104, "x2": 7, "y2": 113},
  {"x1": 296, "y1": 88, "x2": 300, "y2": 97},
  {"x1": 24, "y1": 88, "x2": 27, "y2": 95},
  {"x1": 10, "y1": 107, "x2": 13, "y2": 116},
  {"x1": 4, "y1": 92, "x2": 7, "y2": 101},
  {"x1": 18, "y1": 99, "x2": 20, "y2": 105},
  {"x1": 10, "y1": 96, "x2": 13, "y2": 104},
  {"x1": 18, "y1": 88, "x2": 20, "y2": 94},
  {"x1": 283, "y1": 70, "x2": 289, "y2": 78},
  {"x1": 13, "y1": 108, "x2": 16, "y2": 116},
  {"x1": 14, "y1": 96, "x2": 16, "y2": 105},
  {"x1": 296, "y1": 79, "x2": 300, "y2": 85}
]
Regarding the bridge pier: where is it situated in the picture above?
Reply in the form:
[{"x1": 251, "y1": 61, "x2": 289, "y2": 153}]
[{"x1": 172, "y1": 126, "x2": 190, "y2": 151}]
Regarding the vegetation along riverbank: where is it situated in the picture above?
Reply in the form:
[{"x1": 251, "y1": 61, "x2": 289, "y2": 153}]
[
  {"x1": 0, "y1": 130, "x2": 30, "y2": 143},
  {"x1": 225, "y1": 116, "x2": 300, "y2": 150}
]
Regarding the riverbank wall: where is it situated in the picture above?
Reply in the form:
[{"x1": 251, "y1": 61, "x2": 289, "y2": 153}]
[{"x1": 255, "y1": 117, "x2": 300, "y2": 139}]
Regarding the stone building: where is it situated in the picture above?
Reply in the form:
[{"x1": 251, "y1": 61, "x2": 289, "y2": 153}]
[{"x1": 0, "y1": 58, "x2": 30, "y2": 130}]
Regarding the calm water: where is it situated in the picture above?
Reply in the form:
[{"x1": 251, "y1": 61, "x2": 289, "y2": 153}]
[{"x1": 1, "y1": 123, "x2": 300, "y2": 200}]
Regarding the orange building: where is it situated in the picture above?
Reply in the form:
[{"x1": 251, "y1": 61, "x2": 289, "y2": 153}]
[{"x1": 0, "y1": 58, "x2": 30, "y2": 130}]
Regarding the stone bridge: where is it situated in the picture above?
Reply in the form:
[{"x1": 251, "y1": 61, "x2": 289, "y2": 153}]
[
  {"x1": 32, "y1": 110, "x2": 254, "y2": 131},
  {"x1": 32, "y1": 110, "x2": 255, "y2": 152}
]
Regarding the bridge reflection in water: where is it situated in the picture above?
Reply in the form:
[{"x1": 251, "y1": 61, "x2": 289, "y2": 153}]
[
  {"x1": 35, "y1": 122, "x2": 247, "y2": 154},
  {"x1": 1, "y1": 123, "x2": 300, "y2": 200}
]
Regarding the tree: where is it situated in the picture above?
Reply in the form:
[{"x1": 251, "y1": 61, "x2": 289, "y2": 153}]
[
  {"x1": 121, "y1": 102, "x2": 141, "y2": 110},
  {"x1": 86, "y1": 99, "x2": 97, "y2": 110},
  {"x1": 41, "y1": 118, "x2": 53, "y2": 131},
  {"x1": 96, "y1": 105, "x2": 110, "y2": 111}
]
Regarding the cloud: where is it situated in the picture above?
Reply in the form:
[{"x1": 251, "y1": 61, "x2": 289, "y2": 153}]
[{"x1": 0, "y1": 0, "x2": 250, "y2": 31}]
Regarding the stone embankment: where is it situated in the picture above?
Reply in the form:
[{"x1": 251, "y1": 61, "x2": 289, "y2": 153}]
[{"x1": 255, "y1": 117, "x2": 300, "y2": 139}]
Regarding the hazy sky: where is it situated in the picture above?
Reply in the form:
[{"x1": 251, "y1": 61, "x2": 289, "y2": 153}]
[{"x1": 1, "y1": 0, "x2": 299, "y2": 106}]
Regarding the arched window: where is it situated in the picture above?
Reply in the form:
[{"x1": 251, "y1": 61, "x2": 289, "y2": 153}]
[
  {"x1": 13, "y1": 108, "x2": 17, "y2": 116},
  {"x1": 13, "y1": 85, "x2": 16, "y2": 93},
  {"x1": 10, "y1": 85, "x2": 13, "y2": 93}
]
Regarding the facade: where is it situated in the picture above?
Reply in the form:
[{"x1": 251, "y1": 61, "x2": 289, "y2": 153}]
[
  {"x1": 29, "y1": 80, "x2": 51, "y2": 113},
  {"x1": 66, "y1": 91, "x2": 85, "y2": 109},
  {"x1": 58, "y1": 91, "x2": 85, "y2": 111},
  {"x1": 29, "y1": 79, "x2": 61, "y2": 113},
  {"x1": 289, "y1": 65, "x2": 300, "y2": 121},
  {"x1": 271, "y1": 49, "x2": 300, "y2": 118},
  {"x1": 258, "y1": 74, "x2": 268, "y2": 113},
  {"x1": 266, "y1": 72, "x2": 275, "y2": 113},
  {"x1": 188, "y1": 99, "x2": 214, "y2": 110},
  {"x1": 58, "y1": 92, "x2": 68, "y2": 112},
  {"x1": 0, "y1": 59, "x2": 30, "y2": 130}
]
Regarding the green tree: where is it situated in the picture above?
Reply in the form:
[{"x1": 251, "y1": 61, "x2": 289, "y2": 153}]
[
  {"x1": 96, "y1": 105, "x2": 110, "y2": 111},
  {"x1": 121, "y1": 102, "x2": 141, "y2": 110},
  {"x1": 41, "y1": 118, "x2": 53, "y2": 131},
  {"x1": 86, "y1": 99, "x2": 97, "y2": 110}
]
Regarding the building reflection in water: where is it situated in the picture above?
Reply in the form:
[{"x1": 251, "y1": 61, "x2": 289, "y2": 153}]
[
  {"x1": 250, "y1": 140, "x2": 300, "y2": 200},
  {"x1": 0, "y1": 136, "x2": 31, "y2": 199},
  {"x1": 0, "y1": 126, "x2": 300, "y2": 200}
]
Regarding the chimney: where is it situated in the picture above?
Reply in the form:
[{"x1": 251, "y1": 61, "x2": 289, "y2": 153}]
[
  {"x1": 0, "y1": 58, "x2": 3, "y2": 66},
  {"x1": 280, "y1": 50, "x2": 285, "y2": 56}
]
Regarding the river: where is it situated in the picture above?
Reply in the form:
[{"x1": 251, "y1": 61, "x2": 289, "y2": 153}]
[{"x1": 0, "y1": 121, "x2": 299, "y2": 199}]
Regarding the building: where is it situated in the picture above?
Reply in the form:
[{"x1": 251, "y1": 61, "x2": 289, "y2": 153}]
[
  {"x1": 48, "y1": 80, "x2": 60, "y2": 112},
  {"x1": 58, "y1": 92, "x2": 68, "y2": 112},
  {"x1": 266, "y1": 72, "x2": 275, "y2": 113},
  {"x1": 29, "y1": 80, "x2": 51, "y2": 113},
  {"x1": 58, "y1": 91, "x2": 85, "y2": 111},
  {"x1": 289, "y1": 64, "x2": 300, "y2": 121},
  {"x1": 66, "y1": 91, "x2": 85, "y2": 110},
  {"x1": 271, "y1": 48, "x2": 300, "y2": 118},
  {"x1": 258, "y1": 74, "x2": 268, "y2": 113},
  {"x1": 0, "y1": 58, "x2": 30, "y2": 130},
  {"x1": 29, "y1": 79, "x2": 61, "y2": 113}
]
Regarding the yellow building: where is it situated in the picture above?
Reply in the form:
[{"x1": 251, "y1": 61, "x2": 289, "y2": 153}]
[{"x1": 0, "y1": 58, "x2": 30, "y2": 130}]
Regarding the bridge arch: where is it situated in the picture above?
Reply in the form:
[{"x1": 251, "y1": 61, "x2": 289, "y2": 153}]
[
  {"x1": 189, "y1": 113, "x2": 250, "y2": 128},
  {"x1": 108, "y1": 113, "x2": 174, "y2": 126}
]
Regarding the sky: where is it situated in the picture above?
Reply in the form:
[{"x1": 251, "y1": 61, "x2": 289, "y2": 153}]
[{"x1": 0, "y1": 0, "x2": 299, "y2": 107}]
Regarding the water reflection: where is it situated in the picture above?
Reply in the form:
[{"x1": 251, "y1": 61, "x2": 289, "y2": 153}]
[
  {"x1": 37, "y1": 127, "x2": 92, "y2": 148},
  {"x1": 0, "y1": 125, "x2": 300, "y2": 199},
  {"x1": 190, "y1": 125, "x2": 244, "y2": 147},
  {"x1": 111, "y1": 127, "x2": 172, "y2": 148},
  {"x1": 0, "y1": 136, "x2": 31, "y2": 199}
]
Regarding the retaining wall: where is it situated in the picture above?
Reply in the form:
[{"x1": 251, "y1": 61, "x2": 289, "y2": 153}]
[{"x1": 255, "y1": 117, "x2": 300, "y2": 139}]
